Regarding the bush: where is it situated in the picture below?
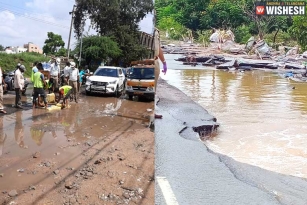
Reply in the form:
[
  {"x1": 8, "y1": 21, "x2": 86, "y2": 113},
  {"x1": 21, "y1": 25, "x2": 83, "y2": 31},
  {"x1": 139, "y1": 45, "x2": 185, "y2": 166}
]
[
  {"x1": 0, "y1": 52, "x2": 49, "y2": 77},
  {"x1": 234, "y1": 25, "x2": 251, "y2": 44}
]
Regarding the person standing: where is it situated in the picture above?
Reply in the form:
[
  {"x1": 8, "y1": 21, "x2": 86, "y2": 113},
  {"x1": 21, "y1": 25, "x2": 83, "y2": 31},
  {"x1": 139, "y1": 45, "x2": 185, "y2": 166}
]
[
  {"x1": 49, "y1": 58, "x2": 61, "y2": 93},
  {"x1": 63, "y1": 62, "x2": 71, "y2": 85},
  {"x1": 32, "y1": 63, "x2": 48, "y2": 109},
  {"x1": 0, "y1": 66, "x2": 7, "y2": 114},
  {"x1": 153, "y1": 28, "x2": 167, "y2": 119},
  {"x1": 68, "y1": 62, "x2": 79, "y2": 103},
  {"x1": 14, "y1": 64, "x2": 26, "y2": 109},
  {"x1": 31, "y1": 61, "x2": 38, "y2": 83}
]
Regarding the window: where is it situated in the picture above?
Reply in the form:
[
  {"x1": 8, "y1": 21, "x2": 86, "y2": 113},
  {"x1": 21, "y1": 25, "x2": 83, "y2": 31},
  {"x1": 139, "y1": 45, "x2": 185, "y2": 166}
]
[{"x1": 94, "y1": 68, "x2": 118, "y2": 77}]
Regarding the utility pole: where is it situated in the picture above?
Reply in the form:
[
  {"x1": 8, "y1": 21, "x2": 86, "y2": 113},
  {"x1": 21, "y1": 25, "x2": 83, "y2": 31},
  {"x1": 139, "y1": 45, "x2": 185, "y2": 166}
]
[
  {"x1": 79, "y1": 34, "x2": 83, "y2": 66},
  {"x1": 67, "y1": 5, "x2": 76, "y2": 59}
]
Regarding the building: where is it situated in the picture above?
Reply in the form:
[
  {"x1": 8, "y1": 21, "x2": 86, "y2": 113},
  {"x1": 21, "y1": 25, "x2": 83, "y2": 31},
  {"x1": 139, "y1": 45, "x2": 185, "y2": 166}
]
[
  {"x1": 4, "y1": 46, "x2": 29, "y2": 54},
  {"x1": 4, "y1": 46, "x2": 15, "y2": 54},
  {"x1": 16, "y1": 47, "x2": 27, "y2": 53},
  {"x1": 24, "y1": 42, "x2": 43, "y2": 54}
]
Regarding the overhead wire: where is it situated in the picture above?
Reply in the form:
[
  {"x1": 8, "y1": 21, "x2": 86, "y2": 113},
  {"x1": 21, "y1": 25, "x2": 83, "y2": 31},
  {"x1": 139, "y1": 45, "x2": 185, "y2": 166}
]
[
  {"x1": 0, "y1": 7, "x2": 70, "y2": 29},
  {"x1": 0, "y1": 1, "x2": 71, "y2": 21}
]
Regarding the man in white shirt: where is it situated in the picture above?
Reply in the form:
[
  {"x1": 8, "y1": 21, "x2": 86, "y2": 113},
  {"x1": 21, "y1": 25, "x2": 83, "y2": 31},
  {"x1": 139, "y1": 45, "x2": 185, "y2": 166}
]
[
  {"x1": 63, "y1": 62, "x2": 71, "y2": 85},
  {"x1": 49, "y1": 58, "x2": 61, "y2": 93},
  {"x1": 68, "y1": 62, "x2": 79, "y2": 103},
  {"x1": 0, "y1": 66, "x2": 7, "y2": 114},
  {"x1": 14, "y1": 64, "x2": 25, "y2": 109}
]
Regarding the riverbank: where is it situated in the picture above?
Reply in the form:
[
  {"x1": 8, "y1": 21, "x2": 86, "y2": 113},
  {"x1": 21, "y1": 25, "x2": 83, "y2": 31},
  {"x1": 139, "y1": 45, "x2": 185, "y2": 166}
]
[{"x1": 155, "y1": 78, "x2": 307, "y2": 205}]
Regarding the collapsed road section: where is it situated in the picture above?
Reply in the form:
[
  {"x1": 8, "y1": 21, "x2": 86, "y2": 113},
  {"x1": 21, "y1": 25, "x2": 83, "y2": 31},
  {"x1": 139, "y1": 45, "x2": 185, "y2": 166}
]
[{"x1": 155, "y1": 79, "x2": 280, "y2": 205}]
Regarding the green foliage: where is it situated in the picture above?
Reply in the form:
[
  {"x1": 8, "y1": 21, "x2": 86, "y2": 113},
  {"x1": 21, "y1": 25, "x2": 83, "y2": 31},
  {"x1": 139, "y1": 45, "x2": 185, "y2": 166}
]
[
  {"x1": 55, "y1": 47, "x2": 67, "y2": 57},
  {"x1": 289, "y1": 14, "x2": 307, "y2": 51},
  {"x1": 42, "y1": 32, "x2": 65, "y2": 55},
  {"x1": 200, "y1": 0, "x2": 248, "y2": 30},
  {"x1": 158, "y1": 17, "x2": 187, "y2": 40},
  {"x1": 0, "y1": 44, "x2": 4, "y2": 51},
  {"x1": 0, "y1": 52, "x2": 49, "y2": 77},
  {"x1": 74, "y1": 35, "x2": 121, "y2": 67},
  {"x1": 109, "y1": 25, "x2": 150, "y2": 66},
  {"x1": 74, "y1": 0, "x2": 153, "y2": 37},
  {"x1": 196, "y1": 30, "x2": 211, "y2": 47},
  {"x1": 265, "y1": 31, "x2": 292, "y2": 45},
  {"x1": 234, "y1": 25, "x2": 251, "y2": 44},
  {"x1": 155, "y1": 0, "x2": 298, "y2": 47},
  {"x1": 73, "y1": 0, "x2": 153, "y2": 66}
]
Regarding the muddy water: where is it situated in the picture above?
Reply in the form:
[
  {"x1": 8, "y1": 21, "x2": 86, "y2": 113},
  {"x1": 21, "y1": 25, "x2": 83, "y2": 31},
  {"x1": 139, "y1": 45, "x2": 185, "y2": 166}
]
[
  {"x1": 161, "y1": 54, "x2": 307, "y2": 179},
  {"x1": 0, "y1": 94, "x2": 154, "y2": 190}
]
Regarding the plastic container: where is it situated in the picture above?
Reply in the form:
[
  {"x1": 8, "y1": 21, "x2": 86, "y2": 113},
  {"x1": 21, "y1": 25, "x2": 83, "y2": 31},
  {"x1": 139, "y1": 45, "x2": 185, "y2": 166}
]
[{"x1": 46, "y1": 93, "x2": 55, "y2": 103}]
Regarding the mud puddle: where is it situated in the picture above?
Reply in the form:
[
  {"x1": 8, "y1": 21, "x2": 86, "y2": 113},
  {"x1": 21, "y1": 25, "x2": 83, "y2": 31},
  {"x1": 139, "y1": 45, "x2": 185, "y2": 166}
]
[{"x1": 0, "y1": 92, "x2": 154, "y2": 201}]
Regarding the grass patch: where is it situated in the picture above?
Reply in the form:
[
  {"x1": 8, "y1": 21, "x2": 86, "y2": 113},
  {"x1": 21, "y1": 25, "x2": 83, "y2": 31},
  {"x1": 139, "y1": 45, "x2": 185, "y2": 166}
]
[{"x1": 0, "y1": 52, "x2": 49, "y2": 77}]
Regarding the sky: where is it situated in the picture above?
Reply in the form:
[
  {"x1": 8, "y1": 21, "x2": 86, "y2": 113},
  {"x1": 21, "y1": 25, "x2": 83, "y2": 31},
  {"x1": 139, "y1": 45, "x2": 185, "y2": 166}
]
[{"x1": 0, "y1": 0, "x2": 154, "y2": 50}]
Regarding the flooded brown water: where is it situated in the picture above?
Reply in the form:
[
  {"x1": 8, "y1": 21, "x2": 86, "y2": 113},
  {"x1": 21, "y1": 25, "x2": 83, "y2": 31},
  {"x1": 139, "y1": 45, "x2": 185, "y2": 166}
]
[{"x1": 162, "y1": 54, "x2": 307, "y2": 178}]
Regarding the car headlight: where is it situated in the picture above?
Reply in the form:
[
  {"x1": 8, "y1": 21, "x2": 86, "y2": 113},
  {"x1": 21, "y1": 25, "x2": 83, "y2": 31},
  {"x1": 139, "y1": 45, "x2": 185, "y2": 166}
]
[
  {"x1": 109, "y1": 80, "x2": 117, "y2": 84},
  {"x1": 146, "y1": 86, "x2": 154, "y2": 92}
]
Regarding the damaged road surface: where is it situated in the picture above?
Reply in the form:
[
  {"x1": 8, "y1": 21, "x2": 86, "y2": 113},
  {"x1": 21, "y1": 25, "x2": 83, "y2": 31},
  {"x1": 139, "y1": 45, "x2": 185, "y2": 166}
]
[
  {"x1": 0, "y1": 92, "x2": 154, "y2": 205},
  {"x1": 155, "y1": 79, "x2": 284, "y2": 205}
]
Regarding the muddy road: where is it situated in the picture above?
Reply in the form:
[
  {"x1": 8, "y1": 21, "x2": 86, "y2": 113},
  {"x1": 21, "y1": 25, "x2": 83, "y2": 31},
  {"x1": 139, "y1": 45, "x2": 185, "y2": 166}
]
[{"x1": 0, "y1": 90, "x2": 154, "y2": 205}]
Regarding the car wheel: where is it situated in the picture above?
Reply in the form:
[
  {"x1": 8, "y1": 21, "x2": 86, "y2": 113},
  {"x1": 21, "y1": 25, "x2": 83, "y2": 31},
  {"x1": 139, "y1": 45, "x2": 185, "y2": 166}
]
[
  {"x1": 115, "y1": 85, "x2": 120, "y2": 97},
  {"x1": 85, "y1": 90, "x2": 91, "y2": 96}
]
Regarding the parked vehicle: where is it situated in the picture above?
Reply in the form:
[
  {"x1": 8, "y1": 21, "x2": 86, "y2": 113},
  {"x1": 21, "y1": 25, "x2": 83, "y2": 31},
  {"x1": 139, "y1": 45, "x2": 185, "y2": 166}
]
[
  {"x1": 85, "y1": 66, "x2": 125, "y2": 97},
  {"x1": 4, "y1": 70, "x2": 29, "y2": 95},
  {"x1": 125, "y1": 59, "x2": 155, "y2": 101}
]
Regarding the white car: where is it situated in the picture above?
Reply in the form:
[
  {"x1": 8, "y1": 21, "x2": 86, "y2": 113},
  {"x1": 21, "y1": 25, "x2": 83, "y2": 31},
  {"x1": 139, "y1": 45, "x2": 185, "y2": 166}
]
[{"x1": 85, "y1": 66, "x2": 125, "y2": 97}]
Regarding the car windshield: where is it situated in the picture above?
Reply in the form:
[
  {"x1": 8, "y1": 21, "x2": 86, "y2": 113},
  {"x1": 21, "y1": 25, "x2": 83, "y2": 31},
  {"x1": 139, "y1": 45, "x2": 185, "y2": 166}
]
[
  {"x1": 94, "y1": 68, "x2": 118, "y2": 77},
  {"x1": 128, "y1": 68, "x2": 154, "y2": 79}
]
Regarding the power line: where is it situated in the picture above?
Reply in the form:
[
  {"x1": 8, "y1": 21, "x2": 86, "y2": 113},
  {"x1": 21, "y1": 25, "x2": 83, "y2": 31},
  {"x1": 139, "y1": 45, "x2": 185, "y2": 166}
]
[
  {"x1": 0, "y1": 1, "x2": 71, "y2": 21},
  {"x1": 0, "y1": 8, "x2": 70, "y2": 29}
]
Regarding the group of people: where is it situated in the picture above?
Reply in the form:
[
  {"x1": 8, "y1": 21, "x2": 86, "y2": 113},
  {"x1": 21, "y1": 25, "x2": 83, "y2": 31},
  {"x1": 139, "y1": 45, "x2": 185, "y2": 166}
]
[
  {"x1": 31, "y1": 58, "x2": 85, "y2": 109},
  {"x1": 0, "y1": 57, "x2": 89, "y2": 113}
]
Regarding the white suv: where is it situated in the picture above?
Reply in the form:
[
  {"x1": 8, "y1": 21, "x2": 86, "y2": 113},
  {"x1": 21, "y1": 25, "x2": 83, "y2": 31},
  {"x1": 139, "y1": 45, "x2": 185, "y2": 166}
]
[{"x1": 85, "y1": 66, "x2": 125, "y2": 97}]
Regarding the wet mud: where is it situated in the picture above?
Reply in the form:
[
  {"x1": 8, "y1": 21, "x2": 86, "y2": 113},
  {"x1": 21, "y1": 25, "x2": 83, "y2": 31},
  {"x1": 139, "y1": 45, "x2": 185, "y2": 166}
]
[{"x1": 0, "y1": 90, "x2": 154, "y2": 204}]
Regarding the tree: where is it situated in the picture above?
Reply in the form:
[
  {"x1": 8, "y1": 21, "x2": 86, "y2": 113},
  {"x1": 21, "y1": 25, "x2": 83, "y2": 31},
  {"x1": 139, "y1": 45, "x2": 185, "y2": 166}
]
[
  {"x1": 157, "y1": 17, "x2": 187, "y2": 40},
  {"x1": 74, "y1": 35, "x2": 121, "y2": 67},
  {"x1": 289, "y1": 13, "x2": 307, "y2": 51},
  {"x1": 200, "y1": 0, "x2": 248, "y2": 30},
  {"x1": 0, "y1": 44, "x2": 4, "y2": 51},
  {"x1": 239, "y1": 0, "x2": 277, "y2": 40},
  {"x1": 42, "y1": 32, "x2": 65, "y2": 55},
  {"x1": 55, "y1": 47, "x2": 67, "y2": 57},
  {"x1": 156, "y1": 0, "x2": 210, "y2": 31},
  {"x1": 73, "y1": 0, "x2": 153, "y2": 66}
]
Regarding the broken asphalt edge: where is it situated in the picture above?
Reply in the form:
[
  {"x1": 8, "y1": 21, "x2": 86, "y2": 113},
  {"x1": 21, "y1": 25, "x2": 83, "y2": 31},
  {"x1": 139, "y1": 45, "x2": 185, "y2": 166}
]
[{"x1": 154, "y1": 78, "x2": 307, "y2": 205}]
